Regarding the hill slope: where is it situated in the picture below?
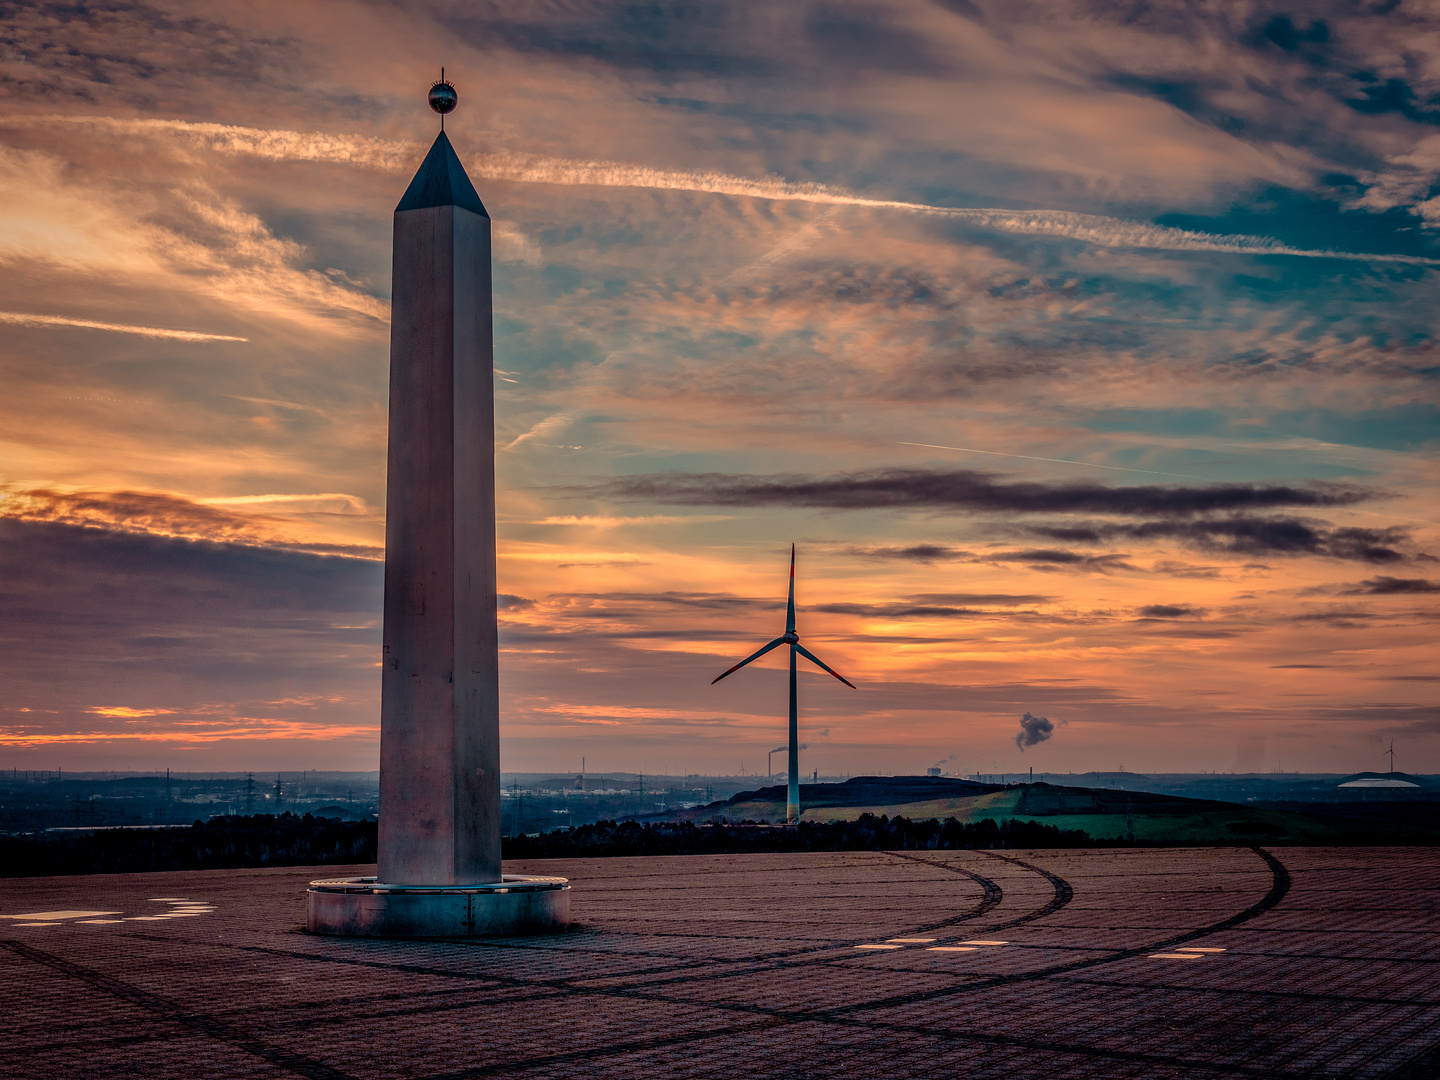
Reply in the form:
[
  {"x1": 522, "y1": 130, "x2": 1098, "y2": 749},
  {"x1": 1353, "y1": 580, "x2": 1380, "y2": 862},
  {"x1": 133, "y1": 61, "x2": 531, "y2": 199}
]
[{"x1": 661, "y1": 777, "x2": 1440, "y2": 845}]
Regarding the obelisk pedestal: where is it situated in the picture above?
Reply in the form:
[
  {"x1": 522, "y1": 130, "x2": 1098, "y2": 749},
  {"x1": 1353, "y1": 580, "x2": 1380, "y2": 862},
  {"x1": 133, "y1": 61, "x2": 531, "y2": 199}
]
[{"x1": 308, "y1": 83, "x2": 567, "y2": 937}]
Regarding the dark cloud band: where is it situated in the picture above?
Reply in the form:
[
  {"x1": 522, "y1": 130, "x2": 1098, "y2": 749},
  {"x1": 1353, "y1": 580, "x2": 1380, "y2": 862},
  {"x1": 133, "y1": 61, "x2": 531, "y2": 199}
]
[
  {"x1": 1032, "y1": 518, "x2": 1411, "y2": 563},
  {"x1": 582, "y1": 468, "x2": 1373, "y2": 516},
  {"x1": 1341, "y1": 576, "x2": 1440, "y2": 594}
]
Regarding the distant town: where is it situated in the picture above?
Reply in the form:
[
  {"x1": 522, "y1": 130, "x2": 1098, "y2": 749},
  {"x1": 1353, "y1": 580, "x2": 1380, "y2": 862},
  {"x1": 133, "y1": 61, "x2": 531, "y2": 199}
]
[{"x1": 3, "y1": 768, "x2": 1431, "y2": 835}]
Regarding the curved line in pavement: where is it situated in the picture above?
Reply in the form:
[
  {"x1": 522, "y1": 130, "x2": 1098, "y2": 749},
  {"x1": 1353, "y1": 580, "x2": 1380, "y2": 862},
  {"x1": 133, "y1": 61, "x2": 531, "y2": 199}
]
[
  {"x1": 885, "y1": 851, "x2": 1005, "y2": 931},
  {"x1": 0, "y1": 938, "x2": 356, "y2": 1080},
  {"x1": 977, "y1": 850, "x2": 1074, "y2": 930},
  {"x1": 833, "y1": 845, "x2": 1291, "y2": 1018},
  {"x1": 185, "y1": 848, "x2": 1297, "y2": 1077}
]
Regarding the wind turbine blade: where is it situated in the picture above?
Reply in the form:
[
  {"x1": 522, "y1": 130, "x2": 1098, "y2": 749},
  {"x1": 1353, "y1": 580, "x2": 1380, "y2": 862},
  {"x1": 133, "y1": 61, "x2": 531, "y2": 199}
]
[
  {"x1": 711, "y1": 637, "x2": 787, "y2": 684},
  {"x1": 786, "y1": 544, "x2": 796, "y2": 635},
  {"x1": 794, "y1": 643, "x2": 856, "y2": 689}
]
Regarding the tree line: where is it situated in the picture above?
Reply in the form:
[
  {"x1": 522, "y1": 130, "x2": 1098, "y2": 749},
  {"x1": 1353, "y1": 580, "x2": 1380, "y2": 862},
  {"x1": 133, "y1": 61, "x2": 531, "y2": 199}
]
[
  {"x1": 2, "y1": 813, "x2": 1089, "y2": 876},
  {"x1": 1, "y1": 813, "x2": 376, "y2": 877},
  {"x1": 503, "y1": 816, "x2": 1091, "y2": 858}
]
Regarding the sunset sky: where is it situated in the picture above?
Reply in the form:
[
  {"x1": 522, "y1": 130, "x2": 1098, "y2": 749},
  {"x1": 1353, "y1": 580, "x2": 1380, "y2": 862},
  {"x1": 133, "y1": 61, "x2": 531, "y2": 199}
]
[{"x1": 1, "y1": 0, "x2": 1436, "y2": 776}]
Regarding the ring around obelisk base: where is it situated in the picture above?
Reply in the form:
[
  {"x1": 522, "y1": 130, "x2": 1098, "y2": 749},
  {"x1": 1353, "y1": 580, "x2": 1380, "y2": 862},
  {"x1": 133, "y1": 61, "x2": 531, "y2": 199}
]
[{"x1": 307, "y1": 876, "x2": 571, "y2": 937}]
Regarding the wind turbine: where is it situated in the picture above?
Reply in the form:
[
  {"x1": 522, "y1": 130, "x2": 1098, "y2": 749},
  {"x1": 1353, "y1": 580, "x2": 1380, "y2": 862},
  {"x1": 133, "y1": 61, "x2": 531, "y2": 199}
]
[{"x1": 712, "y1": 545, "x2": 855, "y2": 823}]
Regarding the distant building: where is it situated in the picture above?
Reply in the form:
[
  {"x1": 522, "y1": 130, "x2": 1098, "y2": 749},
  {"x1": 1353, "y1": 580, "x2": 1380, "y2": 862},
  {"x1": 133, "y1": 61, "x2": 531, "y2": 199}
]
[{"x1": 1335, "y1": 772, "x2": 1427, "y2": 799}]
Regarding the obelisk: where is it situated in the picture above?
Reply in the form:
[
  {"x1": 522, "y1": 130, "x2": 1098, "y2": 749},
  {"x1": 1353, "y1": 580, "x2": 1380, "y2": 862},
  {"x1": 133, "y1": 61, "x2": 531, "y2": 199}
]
[
  {"x1": 376, "y1": 100, "x2": 499, "y2": 888},
  {"x1": 308, "y1": 76, "x2": 568, "y2": 935}
]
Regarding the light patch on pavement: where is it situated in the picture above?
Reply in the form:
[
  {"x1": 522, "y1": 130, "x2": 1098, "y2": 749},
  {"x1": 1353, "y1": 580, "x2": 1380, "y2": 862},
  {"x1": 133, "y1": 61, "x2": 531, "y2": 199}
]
[
  {"x1": 125, "y1": 899, "x2": 215, "y2": 921},
  {"x1": 886, "y1": 938, "x2": 936, "y2": 943},
  {"x1": 926, "y1": 946, "x2": 978, "y2": 952},
  {"x1": 958, "y1": 940, "x2": 1008, "y2": 946},
  {"x1": 855, "y1": 944, "x2": 904, "y2": 950},
  {"x1": 1150, "y1": 952, "x2": 1206, "y2": 960},
  {"x1": 1176, "y1": 947, "x2": 1226, "y2": 953},
  {"x1": 0, "y1": 900, "x2": 217, "y2": 926}
]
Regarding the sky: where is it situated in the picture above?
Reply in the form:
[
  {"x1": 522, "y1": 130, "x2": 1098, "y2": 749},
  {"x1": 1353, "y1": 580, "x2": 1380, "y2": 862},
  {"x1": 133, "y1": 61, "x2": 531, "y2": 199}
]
[{"x1": 0, "y1": 0, "x2": 1436, "y2": 777}]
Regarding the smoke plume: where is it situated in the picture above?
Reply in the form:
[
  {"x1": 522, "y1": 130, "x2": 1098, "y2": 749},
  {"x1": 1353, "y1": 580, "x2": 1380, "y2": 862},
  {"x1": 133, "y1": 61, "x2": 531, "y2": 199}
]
[{"x1": 1015, "y1": 712, "x2": 1056, "y2": 751}]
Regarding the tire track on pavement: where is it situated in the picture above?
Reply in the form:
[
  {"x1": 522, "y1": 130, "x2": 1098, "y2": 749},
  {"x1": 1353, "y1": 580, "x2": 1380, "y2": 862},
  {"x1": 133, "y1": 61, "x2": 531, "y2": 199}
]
[
  {"x1": 883, "y1": 851, "x2": 1005, "y2": 932},
  {"x1": 2, "y1": 938, "x2": 358, "y2": 1080},
  {"x1": 976, "y1": 850, "x2": 1074, "y2": 930},
  {"x1": 828, "y1": 845, "x2": 1290, "y2": 1018}
]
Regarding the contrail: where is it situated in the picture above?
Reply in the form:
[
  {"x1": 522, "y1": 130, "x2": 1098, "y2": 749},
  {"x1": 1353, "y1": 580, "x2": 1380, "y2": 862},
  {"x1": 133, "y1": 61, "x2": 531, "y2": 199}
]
[
  {"x1": 0, "y1": 310, "x2": 247, "y2": 341},
  {"x1": 10, "y1": 114, "x2": 1437, "y2": 266},
  {"x1": 502, "y1": 412, "x2": 573, "y2": 452},
  {"x1": 0, "y1": 115, "x2": 419, "y2": 170},
  {"x1": 898, "y1": 441, "x2": 1211, "y2": 480}
]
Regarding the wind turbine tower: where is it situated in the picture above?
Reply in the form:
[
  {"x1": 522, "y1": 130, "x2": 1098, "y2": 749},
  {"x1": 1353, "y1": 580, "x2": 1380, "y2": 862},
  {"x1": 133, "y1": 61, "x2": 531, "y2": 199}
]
[{"x1": 712, "y1": 546, "x2": 855, "y2": 823}]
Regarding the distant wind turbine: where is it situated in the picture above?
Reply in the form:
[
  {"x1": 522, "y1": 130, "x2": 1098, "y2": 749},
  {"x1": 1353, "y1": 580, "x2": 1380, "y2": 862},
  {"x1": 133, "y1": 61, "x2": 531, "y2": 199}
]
[{"x1": 712, "y1": 545, "x2": 855, "y2": 823}]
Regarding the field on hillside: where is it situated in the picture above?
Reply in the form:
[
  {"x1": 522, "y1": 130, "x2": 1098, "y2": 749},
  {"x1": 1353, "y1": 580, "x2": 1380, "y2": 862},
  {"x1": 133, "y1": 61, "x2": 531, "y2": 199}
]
[{"x1": 711, "y1": 786, "x2": 1440, "y2": 845}]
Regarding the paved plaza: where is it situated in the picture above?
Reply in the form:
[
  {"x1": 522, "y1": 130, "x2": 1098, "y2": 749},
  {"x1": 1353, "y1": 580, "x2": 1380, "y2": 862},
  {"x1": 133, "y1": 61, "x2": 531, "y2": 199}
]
[{"x1": 3, "y1": 847, "x2": 1438, "y2": 1078}]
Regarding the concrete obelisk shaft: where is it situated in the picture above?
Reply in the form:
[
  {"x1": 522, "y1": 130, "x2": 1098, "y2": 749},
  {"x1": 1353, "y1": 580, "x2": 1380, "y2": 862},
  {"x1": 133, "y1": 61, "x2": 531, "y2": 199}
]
[{"x1": 378, "y1": 132, "x2": 499, "y2": 886}]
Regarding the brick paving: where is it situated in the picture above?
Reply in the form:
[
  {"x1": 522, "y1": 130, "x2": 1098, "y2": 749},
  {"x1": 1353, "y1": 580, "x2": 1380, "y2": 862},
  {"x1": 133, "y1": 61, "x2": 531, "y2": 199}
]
[{"x1": 2, "y1": 847, "x2": 1438, "y2": 1078}]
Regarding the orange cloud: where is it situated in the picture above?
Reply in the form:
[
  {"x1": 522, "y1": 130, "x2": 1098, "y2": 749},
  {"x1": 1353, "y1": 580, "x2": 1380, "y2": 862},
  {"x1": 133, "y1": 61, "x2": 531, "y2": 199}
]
[
  {"x1": 0, "y1": 719, "x2": 377, "y2": 747},
  {"x1": 87, "y1": 707, "x2": 176, "y2": 718},
  {"x1": 0, "y1": 486, "x2": 382, "y2": 557}
]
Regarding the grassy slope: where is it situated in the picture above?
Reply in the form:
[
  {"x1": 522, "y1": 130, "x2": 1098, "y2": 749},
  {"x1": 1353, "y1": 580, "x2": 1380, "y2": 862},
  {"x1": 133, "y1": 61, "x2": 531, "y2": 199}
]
[{"x1": 799, "y1": 791, "x2": 1018, "y2": 825}]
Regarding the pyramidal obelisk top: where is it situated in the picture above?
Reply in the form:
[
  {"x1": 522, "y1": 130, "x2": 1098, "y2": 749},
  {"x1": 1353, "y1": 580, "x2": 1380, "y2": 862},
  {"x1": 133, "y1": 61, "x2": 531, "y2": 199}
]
[
  {"x1": 307, "y1": 73, "x2": 569, "y2": 937},
  {"x1": 397, "y1": 71, "x2": 487, "y2": 216},
  {"x1": 396, "y1": 134, "x2": 488, "y2": 216}
]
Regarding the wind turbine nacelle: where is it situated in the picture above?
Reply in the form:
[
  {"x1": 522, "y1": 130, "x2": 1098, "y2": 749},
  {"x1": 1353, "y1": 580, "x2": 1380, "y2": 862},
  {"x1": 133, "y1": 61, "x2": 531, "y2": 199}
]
[{"x1": 783, "y1": 631, "x2": 799, "y2": 644}]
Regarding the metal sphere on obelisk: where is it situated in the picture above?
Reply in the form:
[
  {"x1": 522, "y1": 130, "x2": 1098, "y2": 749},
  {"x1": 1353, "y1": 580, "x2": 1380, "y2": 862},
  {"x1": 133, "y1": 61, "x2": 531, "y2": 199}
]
[
  {"x1": 428, "y1": 73, "x2": 457, "y2": 119},
  {"x1": 308, "y1": 75, "x2": 569, "y2": 936}
]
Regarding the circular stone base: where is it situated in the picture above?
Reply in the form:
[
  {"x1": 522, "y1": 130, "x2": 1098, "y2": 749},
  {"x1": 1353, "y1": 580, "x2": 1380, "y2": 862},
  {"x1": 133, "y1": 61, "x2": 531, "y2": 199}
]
[{"x1": 307, "y1": 875, "x2": 570, "y2": 938}]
